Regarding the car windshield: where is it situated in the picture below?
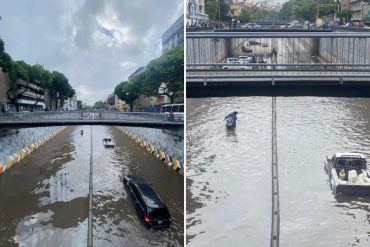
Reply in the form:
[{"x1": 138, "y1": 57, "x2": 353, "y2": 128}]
[{"x1": 336, "y1": 158, "x2": 365, "y2": 168}]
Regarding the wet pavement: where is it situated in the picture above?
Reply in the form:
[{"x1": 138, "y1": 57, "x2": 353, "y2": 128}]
[
  {"x1": 0, "y1": 125, "x2": 183, "y2": 247},
  {"x1": 187, "y1": 97, "x2": 370, "y2": 247}
]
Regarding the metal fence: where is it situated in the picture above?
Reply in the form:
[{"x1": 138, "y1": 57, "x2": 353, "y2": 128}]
[{"x1": 0, "y1": 111, "x2": 184, "y2": 124}]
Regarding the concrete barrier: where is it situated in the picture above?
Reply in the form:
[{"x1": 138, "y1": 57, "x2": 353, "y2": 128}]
[
  {"x1": 0, "y1": 127, "x2": 67, "y2": 175},
  {"x1": 115, "y1": 127, "x2": 184, "y2": 176}
]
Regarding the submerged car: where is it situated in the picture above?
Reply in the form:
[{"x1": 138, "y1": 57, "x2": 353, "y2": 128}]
[
  {"x1": 324, "y1": 153, "x2": 370, "y2": 196},
  {"x1": 103, "y1": 137, "x2": 115, "y2": 148},
  {"x1": 123, "y1": 175, "x2": 171, "y2": 229},
  {"x1": 241, "y1": 41, "x2": 253, "y2": 53}
]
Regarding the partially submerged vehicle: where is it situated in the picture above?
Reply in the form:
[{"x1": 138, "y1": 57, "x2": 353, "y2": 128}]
[
  {"x1": 324, "y1": 153, "x2": 370, "y2": 196},
  {"x1": 225, "y1": 111, "x2": 238, "y2": 129},
  {"x1": 123, "y1": 175, "x2": 171, "y2": 229},
  {"x1": 103, "y1": 137, "x2": 115, "y2": 148},
  {"x1": 241, "y1": 41, "x2": 253, "y2": 53}
]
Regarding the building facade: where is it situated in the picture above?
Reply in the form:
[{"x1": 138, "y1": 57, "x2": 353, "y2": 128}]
[
  {"x1": 128, "y1": 67, "x2": 146, "y2": 81},
  {"x1": 63, "y1": 94, "x2": 77, "y2": 111},
  {"x1": 114, "y1": 94, "x2": 129, "y2": 112},
  {"x1": 162, "y1": 14, "x2": 184, "y2": 53},
  {"x1": 186, "y1": 0, "x2": 209, "y2": 27},
  {"x1": 350, "y1": 0, "x2": 370, "y2": 24},
  {"x1": 0, "y1": 71, "x2": 46, "y2": 112}
]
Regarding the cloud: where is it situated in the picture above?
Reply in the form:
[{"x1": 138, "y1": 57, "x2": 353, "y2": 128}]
[{"x1": 0, "y1": 0, "x2": 183, "y2": 105}]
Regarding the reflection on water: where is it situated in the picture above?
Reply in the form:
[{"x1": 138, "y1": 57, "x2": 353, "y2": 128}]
[
  {"x1": 0, "y1": 126, "x2": 183, "y2": 247},
  {"x1": 187, "y1": 97, "x2": 272, "y2": 247},
  {"x1": 187, "y1": 97, "x2": 370, "y2": 247}
]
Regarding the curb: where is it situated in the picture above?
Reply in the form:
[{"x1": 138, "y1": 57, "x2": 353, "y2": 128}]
[
  {"x1": 115, "y1": 127, "x2": 184, "y2": 176},
  {"x1": 0, "y1": 127, "x2": 68, "y2": 175}
]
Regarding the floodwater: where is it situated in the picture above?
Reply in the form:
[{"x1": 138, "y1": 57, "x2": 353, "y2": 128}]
[
  {"x1": 0, "y1": 126, "x2": 184, "y2": 247},
  {"x1": 186, "y1": 97, "x2": 370, "y2": 247}
]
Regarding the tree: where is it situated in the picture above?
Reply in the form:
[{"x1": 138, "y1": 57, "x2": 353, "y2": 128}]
[
  {"x1": 141, "y1": 45, "x2": 184, "y2": 103},
  {"x1": 0, "y1": 38, "x2": 4, "y2": 52},
  {"x1": 6, "y1": 61, "x2": 32, "y2": 112},
  {"x1": 49, "y1": 71, "x2": 75, "y2": 110},
  {"x1": 28, "y1": 64, "x2": 52, "y2": 112},
  {"x1": 107, "y1": 94, "x2": 115, "y2": 106},
  {"x1": 205, "y1": 0, "x2": 230, "y2": 22},
  {"x1": 237, "y1": 8, "x2": 251, "y2": 23},
  {"x1": 0, "y1": 51, "x2": 12, "y2": 73},
  {"x1": 336, "y1": 9, "x2": 352, "y2": 23},
  {"x1": 279, "y1": 0, "x2": 336, "y2": 22},
  {"x1": 114, "y1": 81, "x2": 139, "y2": 112},
  {"x1": 77, "y1": 100, "x2": 83, "y2": 109},
  {"x1": 93, "y1": 101, "x2": 105, "y2": 109}
]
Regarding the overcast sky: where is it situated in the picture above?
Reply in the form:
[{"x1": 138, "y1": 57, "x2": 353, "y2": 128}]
[{"x1": 0, "y1": 0, "x2": 183, "y2": 105}]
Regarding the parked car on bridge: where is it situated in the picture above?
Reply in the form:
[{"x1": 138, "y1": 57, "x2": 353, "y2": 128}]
[
  {"x1": 123, "y1": 175, "x2": 171, "y2": 229},
  {"x1": 238, "y1": 55, "x2": 252, "y2": 63},
  {"x1": 223, "y1": 58, "x2": 251, "y2": 70},
  {"x1": 241, "y1": 23, "x2": 261, "y2": 29},
  {"x1": 160, "y1": 104, "x2": 184, "y2": 114},
  {"x1": 324, "y1": 153, "x2": 370, "y2": 196}
]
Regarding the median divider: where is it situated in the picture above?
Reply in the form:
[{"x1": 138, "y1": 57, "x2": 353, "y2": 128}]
[
  {"x1": 115, "y1": 127, "x2": 184, "y2": 176},
  {"x1": 0, "y1": 127, "x2": 67, "y2": 175}
]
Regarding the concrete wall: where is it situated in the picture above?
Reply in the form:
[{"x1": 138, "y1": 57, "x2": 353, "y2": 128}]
[
  {"x1": 319, "y1": 37, "x2": 370, "y2": 64},
  {"x1": 116, "y1": 126, "x2": 184, "y2": 175},
  {"x1": 293, "y1": 37, "x2": 370, "y2": 64},
  {"x1": 0, "y1": 127, "x2": 67, "y2": 175},
  {"x1": 187, "y1": 37, "x2": 244, "y2": 64}
]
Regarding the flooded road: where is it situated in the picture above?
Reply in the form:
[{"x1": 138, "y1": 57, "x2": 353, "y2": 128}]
[
  {"x1": 187, "y1": 97, "x2": 370, "y2": 247},
  {"x1": 0, "y1": 126, "x2": 183, "y2": 246}
]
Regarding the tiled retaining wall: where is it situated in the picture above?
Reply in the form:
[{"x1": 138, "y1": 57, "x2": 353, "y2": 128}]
[
  {"x1": 116, "y1": 127, "x2": 184, "y2": 176},
  {"x1": 0, "y1": 127, "x2": 67, "y2": 175}
]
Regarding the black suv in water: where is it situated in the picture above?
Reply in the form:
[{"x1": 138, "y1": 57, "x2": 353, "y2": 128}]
[{"x1": 123, "y1": 175, "x2": 171, "y2": 229}]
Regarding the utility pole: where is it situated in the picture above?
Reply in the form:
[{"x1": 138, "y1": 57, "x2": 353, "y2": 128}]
[{"x1": 218, "y1": 0, "x2": 221, "y2": 23}]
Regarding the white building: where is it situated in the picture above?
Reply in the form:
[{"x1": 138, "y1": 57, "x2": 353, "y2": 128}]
[
  {"x1": 350, "y1": 0, "x2": 370, "y2": 25},
  {"x1": 187, "y1": 0, "x2": 209, "y2": 27},
  {"x1": 63, "y1": 94, "x2": 77, "y2": 111},
  {"x1": 162, "y1": 14, "x2": 184, "y2": 53}
]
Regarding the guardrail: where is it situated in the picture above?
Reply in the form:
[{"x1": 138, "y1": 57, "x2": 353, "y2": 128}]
[{"x1": 0, "y1": 111, "x2": 184, "y2": 129}]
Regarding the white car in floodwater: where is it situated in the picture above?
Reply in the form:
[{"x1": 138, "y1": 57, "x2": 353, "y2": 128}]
[{"x1": 324, "y1": 153, "x2": 370, "y2": 196}]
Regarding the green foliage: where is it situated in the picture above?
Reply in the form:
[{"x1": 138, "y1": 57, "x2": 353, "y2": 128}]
[
  {"x1": 205, "y1": 0, "x2": 230, "y2": 21},
  {"x1": 77, "y1": 100, "x2": 83, "y2": 109},
  {"x1": 107, "y1": 94, "x2": 115, "y2": 105},
  {"x1": 140, "y1": 45, "x2": 184, "y2": 102},
  {"x1": 51, "y1": 71, "x2": 75, "y2": 99},
  {"x1": 237, "y1": 8, "x2": 251, "y2": 23},
  {"x1": 29, "y1": 64, "x2": 52, "y2": 89},
  {"x1": 336, "y1": 9, "x2": 352, "y2": 23},
  {"x1": 9, "y1": 60, "x2": 30, "y2": 83},
  {"x1": 114, "y1": 81, "x2": 139, "y2": 111},
  {"x1": 0, "y1": 51, "x2": 12, "y2": 72},
  {"x1": 236, "y1": 7, "x2": 273, "y2": 22},
  {"x1": 279, "y1": 0, "x2": 336, "y2": 22},
  {"x1": 0, "y1": 38, "x2": 4, "y2": 52},
  {"x1": 93, "y1": 101, "x2": 105, "y2": 109}
]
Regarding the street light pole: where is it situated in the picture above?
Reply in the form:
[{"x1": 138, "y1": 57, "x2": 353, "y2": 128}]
[{"x1": 218, "y1": 0, "x2": 221, "y2": 23}]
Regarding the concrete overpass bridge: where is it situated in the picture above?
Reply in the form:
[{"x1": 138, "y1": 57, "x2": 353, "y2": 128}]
[
  {"x1": 187, "y1": 31, "x2": 370, "y2": 247},
  {"x1": 0, "y1": 111, "x2": 184, "y2": 130},
  {"x1": 186, "y1": 31, "x2": 370, "y2": 97}
]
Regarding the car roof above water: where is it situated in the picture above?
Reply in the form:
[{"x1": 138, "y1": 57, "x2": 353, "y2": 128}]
[
  {"x1": 334, "y1": 153, "x2": 366, "y2": 159},
  {"x1": 134, "y1": 182, "x2": 165, "y2": 208}
]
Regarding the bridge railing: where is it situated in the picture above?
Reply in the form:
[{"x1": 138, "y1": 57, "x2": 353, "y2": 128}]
[
  {"x1": 0, "y1": 111, "x2": 184, "y2": 123},
  {"x1": 186, "y1": 32, "x2": 370, "y2": 67}
]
